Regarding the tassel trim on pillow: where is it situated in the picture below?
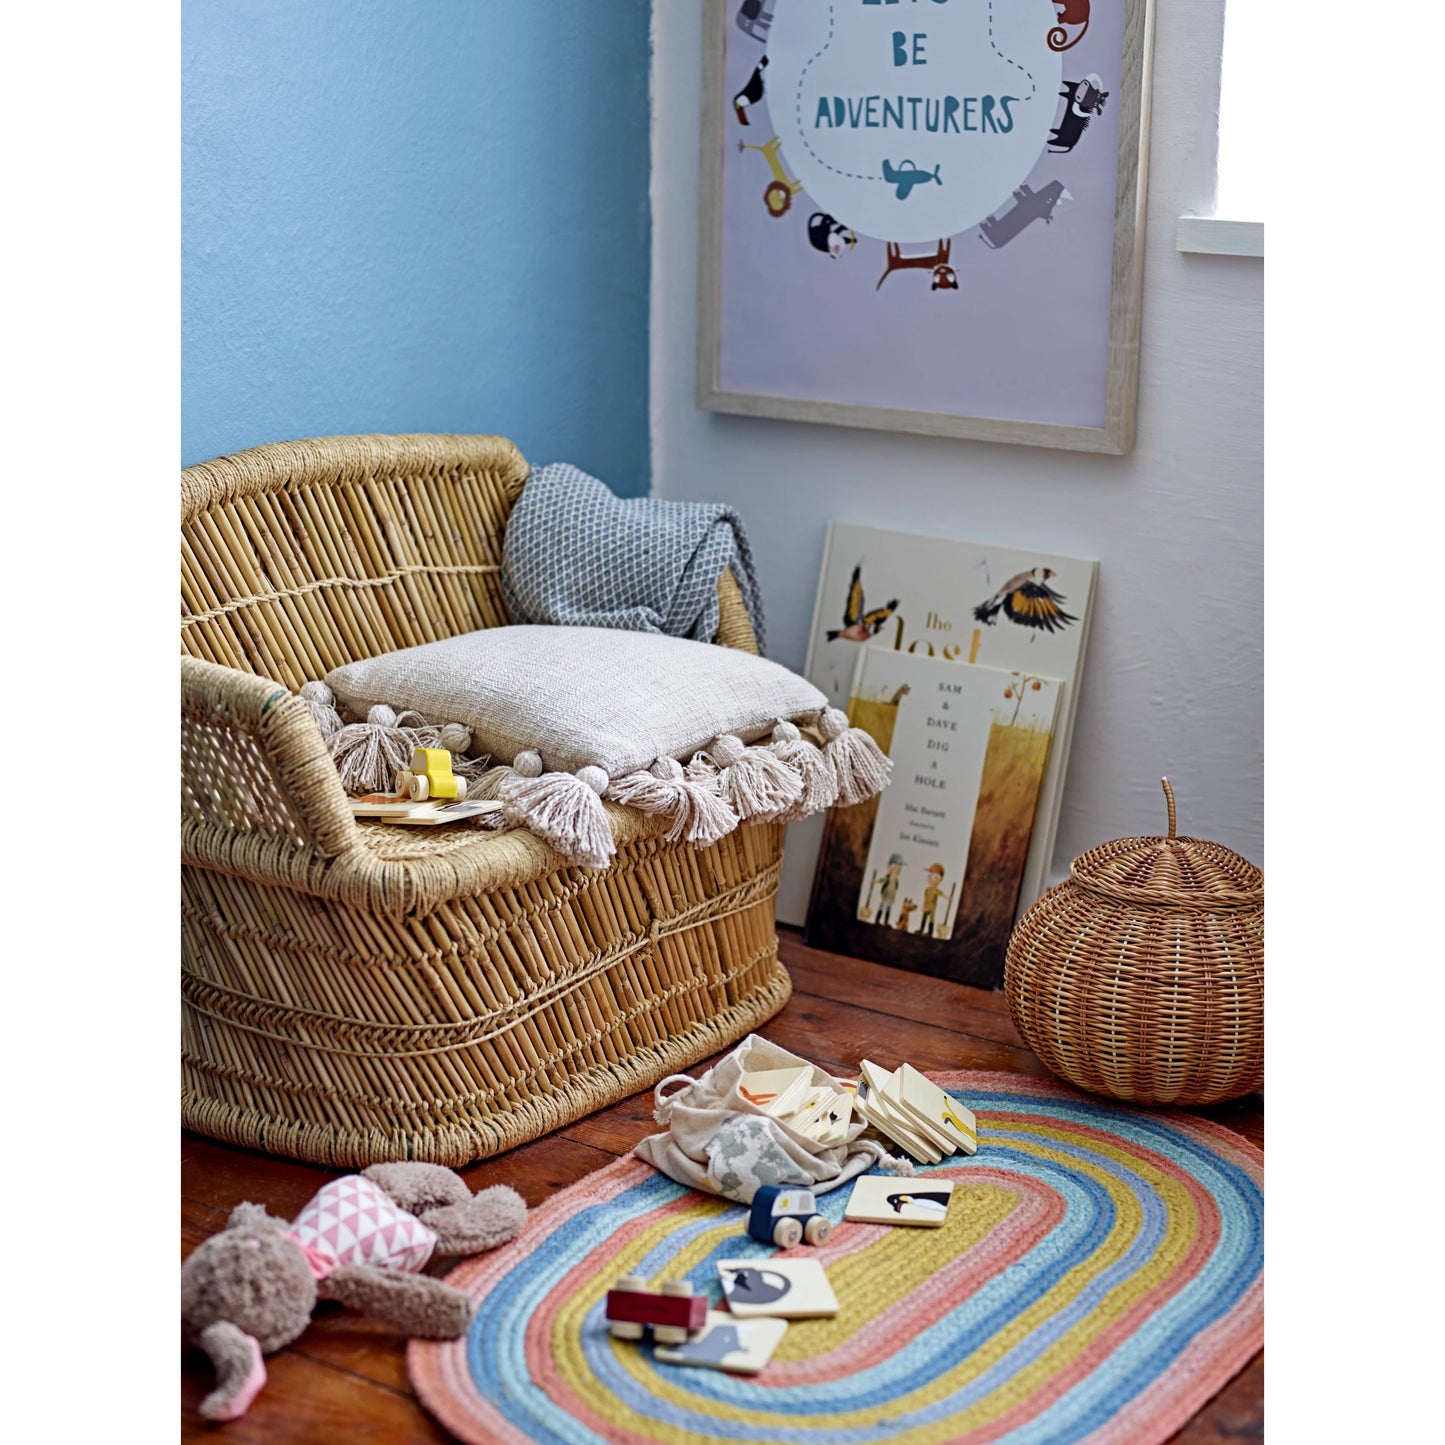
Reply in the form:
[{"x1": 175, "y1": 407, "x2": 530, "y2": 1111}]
[
  {"x1": 816, "y1": 707, "x2": 893, "y2": 807},
  {"x1": 501, "y1": 753, "x2": 615, "y2": 870},
  {"x1": 606, "y1": 757, "x2": 739, "y2": 845},
  {"x1": 768, "y1": 720, "x2": 840, "y2": 821},
  {"x1": 324, "y1": 699, "x2": 493, "y2": 799},
  {"x1": 323, "y1": 697, "x2": 893, "y2": 869},
  {"x1": 705, "y1": 734, "x2": 804, "y2": 822}
]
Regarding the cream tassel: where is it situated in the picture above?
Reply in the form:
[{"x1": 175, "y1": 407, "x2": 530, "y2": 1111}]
[
  {"x1": 468, "y1": 765, "x2": 516, "y2": 801},
  {"x1": 768, "y1": 720, "x2": 839, "y2": 820},
  {"x1": 816, "y1": 707, "x2": 892, "y2": 807},
  {"x1": 327, "y1": 703, "x2": 491, "y2": 796},
  {"x1": 706, "y1": 734, "x2": 804, "y2": 822},
  {"x1": 298, "y1": 681, "x2": 344, "y2": 741},
  {"x1": 684, "y1": 754, "x2": 722, "y2": 789},
  {"x1": 501, "y1": 753, "x2": 615, "y2": 869},
  {"x1": 607, "y1": 757, "x2": 739, "y2": 845}
]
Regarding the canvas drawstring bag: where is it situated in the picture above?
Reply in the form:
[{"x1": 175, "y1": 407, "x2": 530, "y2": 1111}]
[{"x1": 633, "y1": 1034, "x2": 912, "y2": 1205}]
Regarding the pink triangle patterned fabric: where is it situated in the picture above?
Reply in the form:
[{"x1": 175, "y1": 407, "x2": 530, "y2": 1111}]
[{"x1": 290, "y1": 1175, "x2": 437, "y2": 1274}]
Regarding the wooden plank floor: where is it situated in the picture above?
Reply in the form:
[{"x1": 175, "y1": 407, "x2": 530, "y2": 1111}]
[{"x1": 182, "y1": 928, "x2": 1263, "y2": 1442}]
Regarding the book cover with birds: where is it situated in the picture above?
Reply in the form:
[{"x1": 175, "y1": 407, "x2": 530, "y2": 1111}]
[
  {"x1": 806, "y1": 644, "x2": 1061, "y2": 987},
  {"x1": 787, "y1": 523, "x2": 1097, "y2": 953}
]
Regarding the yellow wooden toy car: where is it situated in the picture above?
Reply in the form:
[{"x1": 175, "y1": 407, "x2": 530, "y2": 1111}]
[{"x1": 394, "y1": 746, "x2": 467, "y2": 802}]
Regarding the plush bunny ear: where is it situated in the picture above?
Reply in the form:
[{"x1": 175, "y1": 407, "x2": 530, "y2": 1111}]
[
  {"x1": 197, "y1": 1321, "x2": 267, "y2": 1421},
  {"x1": 226, "y1": 1200, "x2": 289, "y2": 1232}
]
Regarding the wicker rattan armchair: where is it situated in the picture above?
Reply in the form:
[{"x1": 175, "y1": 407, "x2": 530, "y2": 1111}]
[{"x1": 182, "y1": 434, "x2": 790, "y2": 1166}]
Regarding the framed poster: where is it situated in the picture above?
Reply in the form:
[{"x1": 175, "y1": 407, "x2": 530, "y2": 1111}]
[{"x1": 698, "y1": 0, "x2": 1156, "y2": 454}]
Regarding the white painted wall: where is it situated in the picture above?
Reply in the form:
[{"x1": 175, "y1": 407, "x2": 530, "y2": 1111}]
[{"x1": 650, "y1": 1, "x2": 1262, "y2": 926}]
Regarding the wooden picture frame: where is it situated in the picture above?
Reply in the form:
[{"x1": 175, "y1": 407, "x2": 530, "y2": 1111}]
[{"x1": 697, "y1": 0, "x2": 1157, "y2": 455}]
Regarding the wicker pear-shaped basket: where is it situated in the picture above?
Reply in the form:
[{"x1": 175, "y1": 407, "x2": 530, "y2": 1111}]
[{"x1": 1004, "y1": 780, "x2": 1263, "y2": 1106}]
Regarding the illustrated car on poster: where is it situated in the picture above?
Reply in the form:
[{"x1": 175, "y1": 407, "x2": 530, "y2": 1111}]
[
  {"x1": 747, "y1": 1185, "x2": 832, "y2": 1249},
  {"x1": 736, "y1": 0, "x2": 773, "y2": 43}
]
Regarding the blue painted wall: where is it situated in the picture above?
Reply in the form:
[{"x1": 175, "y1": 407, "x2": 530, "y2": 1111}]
[{"x1": 183, "y1": 0, "x2": 652, "y2": 493}]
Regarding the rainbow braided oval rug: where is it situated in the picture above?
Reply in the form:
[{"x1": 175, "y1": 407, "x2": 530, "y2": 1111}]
[{"x1": 410, "y1": 1070, "x2": 1263, "y2": 1445}]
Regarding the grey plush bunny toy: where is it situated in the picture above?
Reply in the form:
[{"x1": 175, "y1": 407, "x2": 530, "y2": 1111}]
[{"x1": 182, "y1": 1162, "x2": 525, "y2": 1421}]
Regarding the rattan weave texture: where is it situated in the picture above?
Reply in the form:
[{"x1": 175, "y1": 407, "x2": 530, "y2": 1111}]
[
  {"x1": 1003, "y1": 780, "x2": 1263, "y2": 1106},
  {"x1": 181, "y1": 433, "x2": 790, "y2": 1166}
]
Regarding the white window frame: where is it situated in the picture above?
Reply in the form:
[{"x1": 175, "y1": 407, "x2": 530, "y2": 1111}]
[{"x1": 1177, "y1": 1, "x2": 1264, "y2": 257}]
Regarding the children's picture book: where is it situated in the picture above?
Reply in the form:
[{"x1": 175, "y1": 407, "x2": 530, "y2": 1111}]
[
  {"x1": 806, "y1": 644, "x2": 1061, "y2": 987},
  {"x1": 652, "y1": 1311, "x2": 789, "y2": 1374},
  {"x1": 844, "y1": 1176, "x2": 956, "y2": 1228},
  {"x1": 782, "y1": 523, "x2": 1097, "y2": 930},
  {"x1": 716, "y1": 1259, "x2": 838, "y2": 1319}
]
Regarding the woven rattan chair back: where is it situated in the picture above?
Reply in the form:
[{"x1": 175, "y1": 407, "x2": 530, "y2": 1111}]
[{"x1": 182, "y1": 434, "x2": 530, "y2": 690}]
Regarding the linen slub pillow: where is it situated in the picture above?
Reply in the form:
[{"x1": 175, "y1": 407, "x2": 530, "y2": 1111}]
[{"x1": 326, "y1": 626, "x2": 889, "y2": 867}]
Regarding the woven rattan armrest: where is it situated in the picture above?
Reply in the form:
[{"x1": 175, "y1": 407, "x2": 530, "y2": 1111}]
[{"x1": 182, "y1": 655, "x2": 360, "y2": 858}]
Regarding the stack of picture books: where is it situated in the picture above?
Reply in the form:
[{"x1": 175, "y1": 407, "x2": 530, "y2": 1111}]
[
  {"x1": 851, "y1": 1060, "x2": 978, "y2": 1165},
  {"x1": 798, "y1": 522, "x2": 1099, "y2": 988},
  {"x1": 735, "y1": 1065, "x2": 853, "y2": 1147}
]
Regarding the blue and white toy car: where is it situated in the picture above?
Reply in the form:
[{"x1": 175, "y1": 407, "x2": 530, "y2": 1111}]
[{"x1": 747, "y1": 1184, "x2": 831, "y2": 1249}]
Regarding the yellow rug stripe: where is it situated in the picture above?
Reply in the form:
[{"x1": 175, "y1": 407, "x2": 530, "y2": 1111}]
[
  {"x1": 773, "y1": 1182, "x2": 1021, "y2": 1362},
  {"x1": 563, "y1": 1131, "x2": 1169, "y2": 1442},
  {"x1": 879, "y1": 1125, "x2": 1203, "y2": 1440},
  {"x1": 547, "y1": 1125, "x2": 1195, "y2": 1442}
]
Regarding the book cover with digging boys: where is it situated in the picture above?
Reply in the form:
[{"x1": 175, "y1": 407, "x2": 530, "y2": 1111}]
[{"x1": 806, "y1": 645, "x2": 1060, "y2": 987}]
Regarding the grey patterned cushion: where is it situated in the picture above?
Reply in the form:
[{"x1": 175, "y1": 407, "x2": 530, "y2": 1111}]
[{"x1": 325, "y1": 625, "x2": 827, "y2": 776}]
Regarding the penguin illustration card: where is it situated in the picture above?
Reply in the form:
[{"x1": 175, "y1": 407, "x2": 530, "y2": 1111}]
[
  {"x1": 653, "y1": 1311, "x2": 789, "y2": 1374},
  {"x1": 845, "y1": 1175, "x2": 955, "y2": 1227},
  {"x1": 716, "y1": 1258, "x2": 839, "y2": 1318},
  {"x1": 897, "y1": 1064, "x2": 979, "y2": 1156}
]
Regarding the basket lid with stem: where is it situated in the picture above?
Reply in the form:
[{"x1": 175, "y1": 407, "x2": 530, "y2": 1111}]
[{"x1": 1067, "y1": 779, "x2": 1263, "y2": 911}]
